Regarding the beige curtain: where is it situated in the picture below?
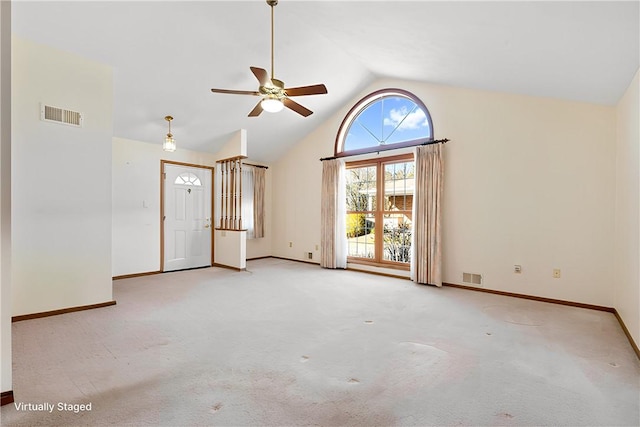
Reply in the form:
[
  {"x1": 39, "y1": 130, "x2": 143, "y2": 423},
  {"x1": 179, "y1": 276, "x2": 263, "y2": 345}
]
[
  {"x1": 253, "y1": 167, "x2": 266, "y2": 238},
  {"x1": 411, "y1": 144, "x2": 444, "y2": 286},
  {"x1": 320, "y1": 159, "x2": 347, "y2": 269}
]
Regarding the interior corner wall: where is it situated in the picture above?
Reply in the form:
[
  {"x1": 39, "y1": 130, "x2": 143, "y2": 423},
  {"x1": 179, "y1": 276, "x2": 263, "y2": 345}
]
[
  {"x1": 112, "y1": 137, "x2": 219, "y2": 277},
  {"x1": 614, "y1": 68, "x2": 640, "y2": 347},
  {"x1": 273, "y1": 78, "x2": 618, "y2": 307},
  {"x1": 271, "y1": 118, "x2": 325, "y2": 264},
  {"x1": 1, "y1": 0, "x2": 12, "y2": 397},
  {"x1": 12, "y1": 37, "x2": 113, "y2": 316}
]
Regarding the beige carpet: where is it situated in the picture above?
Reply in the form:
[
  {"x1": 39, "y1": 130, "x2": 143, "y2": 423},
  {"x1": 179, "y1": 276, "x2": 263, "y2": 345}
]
[{"x1": 1, "y1": 258, "x2": 639, "y2": 426}]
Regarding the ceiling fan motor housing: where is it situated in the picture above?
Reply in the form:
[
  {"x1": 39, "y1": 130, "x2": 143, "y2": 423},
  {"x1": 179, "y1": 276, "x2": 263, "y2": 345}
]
[{"x1": 259, "y1": 78, "x2": 285, "y2": 100}]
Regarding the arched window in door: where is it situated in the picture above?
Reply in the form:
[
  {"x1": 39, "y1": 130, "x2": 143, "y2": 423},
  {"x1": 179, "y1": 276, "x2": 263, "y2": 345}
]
[{"x1": 174, "y1": 172, "x2": 202, "y2": 186}]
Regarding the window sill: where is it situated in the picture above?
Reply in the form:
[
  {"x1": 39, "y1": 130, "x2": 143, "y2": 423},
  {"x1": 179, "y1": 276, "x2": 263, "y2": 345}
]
[
  {"x1": 347, "y1": 258, "x2": 410, "y2": 271},
  {"x1": 346, "y1": 262, "x2": 411, "y2": 280}
]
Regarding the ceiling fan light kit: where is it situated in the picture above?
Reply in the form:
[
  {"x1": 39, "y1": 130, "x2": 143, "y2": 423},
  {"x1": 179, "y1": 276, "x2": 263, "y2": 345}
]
[
  {"x1": 261, "y1": 97, "x2": 284, "y2": 113},
  {"x1": 210, "y1": 0, "x2": 327, "y2": 117}
]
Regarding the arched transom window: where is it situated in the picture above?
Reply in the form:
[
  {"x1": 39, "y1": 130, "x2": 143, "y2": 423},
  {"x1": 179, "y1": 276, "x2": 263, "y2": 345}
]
[
  {"x1": 174, "y1": 172, "x2": 202, "y2": 186},
  {"x1": 335, "y1": 89, "x2": 433, "y2": 157}
]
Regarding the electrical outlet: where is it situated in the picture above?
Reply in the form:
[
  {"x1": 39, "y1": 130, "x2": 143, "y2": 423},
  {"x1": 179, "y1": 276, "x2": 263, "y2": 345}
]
[
  {"x1": 553, "y1": 269, "x2": 561, "y2": 278},
  {"x1": 307, "y1": 252, "x2": 313, "y2": 259},
  {"x1": 514, "y1": 265, "x2": 522, "y2": 274}
]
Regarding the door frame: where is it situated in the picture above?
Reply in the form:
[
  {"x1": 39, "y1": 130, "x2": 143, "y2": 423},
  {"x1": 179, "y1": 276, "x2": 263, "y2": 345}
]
[{"x1": 160, "y1": 160, "x2": 215, "y2": 272}]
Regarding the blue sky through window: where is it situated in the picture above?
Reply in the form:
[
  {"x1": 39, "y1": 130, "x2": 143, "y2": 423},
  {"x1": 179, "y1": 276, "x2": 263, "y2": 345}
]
[{"x1": 344, "y1": 96, "x2": 431, "y2": 152}]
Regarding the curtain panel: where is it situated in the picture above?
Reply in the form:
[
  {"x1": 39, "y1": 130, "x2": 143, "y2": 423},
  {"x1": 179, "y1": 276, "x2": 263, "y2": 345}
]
[
  {"x1": 253, "y1": 167, "x2": 266, "y2": 238},
  {"x1": 411, "y1": 144, "x2": 444, "y2": 286},
  {"x1": 241, "y1": 167, "x2": 255, "y2": 238},
  {"x1": 320, "y1": 159, "x2": 347, "y2": 269},
  {"x1": 240, "y1": 165, "x2": 266, "y2": 239}
]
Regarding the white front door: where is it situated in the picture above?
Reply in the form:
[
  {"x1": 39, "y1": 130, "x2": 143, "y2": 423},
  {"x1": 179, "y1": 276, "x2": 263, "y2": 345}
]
[{"x1": 163, "y1": 163, "x2": 212, "y2": 272}]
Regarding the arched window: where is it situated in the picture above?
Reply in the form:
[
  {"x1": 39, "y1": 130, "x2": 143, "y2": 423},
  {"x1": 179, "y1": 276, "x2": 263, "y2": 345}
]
[
  {"x1": 334, "y1": 89, "x2": 433, "y2": 268},
  {"x1": 335, "y1": 88, "x2": 433, "y2": 157},
  {"x1": 174, "y1": 172, "x2": 202, "y2": 186}
]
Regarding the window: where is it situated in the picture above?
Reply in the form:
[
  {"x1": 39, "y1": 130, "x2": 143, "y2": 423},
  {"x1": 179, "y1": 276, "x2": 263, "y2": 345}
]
[
  {"x1": 241, "y1": 167, "x2": 255, "y2": 238},
  {"x1": 174, "y1": 172, "x2": 202, "y2": 186},
  {"x1": 214, "y1": 160, "x2": 266, "y2": 238},
  {"x1": 335, "y1": 88, "x2": 433, "y2": 157},
  {"x1": 346, "y1": 154, "x2": 414, "y2": 268},
  {"x1": 337, "y1": 89, "x2": 432, "y2": 269}
]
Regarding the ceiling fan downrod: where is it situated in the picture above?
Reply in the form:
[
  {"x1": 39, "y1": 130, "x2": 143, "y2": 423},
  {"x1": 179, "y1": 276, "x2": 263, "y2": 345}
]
[{"x1": 267, "y1": 0, "x2": 278, "y2": 80}]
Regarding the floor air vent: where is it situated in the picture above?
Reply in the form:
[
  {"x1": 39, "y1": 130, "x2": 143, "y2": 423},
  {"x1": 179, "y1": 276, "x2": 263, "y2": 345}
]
[
  {"x1": 463, "y1": 272, "x2": 482, "y2": 285},
  {"x1": 40, "y1": 103, "x2": 83, "y2": 127}
]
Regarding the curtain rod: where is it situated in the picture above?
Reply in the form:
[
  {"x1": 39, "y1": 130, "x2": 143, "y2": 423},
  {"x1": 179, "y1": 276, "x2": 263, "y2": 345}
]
[
  {"x1": 242, "y1": 162, "x2": 269, "y2": 169},
  {"x1": 319, "y1": 138, "x2": 450, "y2": 162}
]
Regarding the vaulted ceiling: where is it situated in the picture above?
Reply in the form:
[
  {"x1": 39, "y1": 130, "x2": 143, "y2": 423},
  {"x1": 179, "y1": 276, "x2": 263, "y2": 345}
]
[{"x1": 12, "y1": 1, "x2": 639, "y2": 162}]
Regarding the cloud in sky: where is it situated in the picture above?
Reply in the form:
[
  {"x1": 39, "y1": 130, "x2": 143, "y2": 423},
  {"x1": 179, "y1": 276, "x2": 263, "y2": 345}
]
[{"x1": 383, "y1": 107, "x2": 428, "y2": 131}]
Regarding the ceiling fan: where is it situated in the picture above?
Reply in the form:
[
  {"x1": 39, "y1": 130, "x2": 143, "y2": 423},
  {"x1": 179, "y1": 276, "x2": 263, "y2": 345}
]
[{"x1": 210, "y1": 0, "x2": 328, "y2": 117}]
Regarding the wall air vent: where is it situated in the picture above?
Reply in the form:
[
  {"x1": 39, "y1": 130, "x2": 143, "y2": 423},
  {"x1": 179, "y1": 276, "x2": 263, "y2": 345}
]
[
  {"x1": 40, "y1": 103, "x2": 83, "y2": 127},
  {"x1": 463, "y1": 272, "x2": 482, "y2": 285}
]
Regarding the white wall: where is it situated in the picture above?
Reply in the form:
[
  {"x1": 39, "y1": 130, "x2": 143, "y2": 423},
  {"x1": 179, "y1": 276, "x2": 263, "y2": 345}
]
[
  {"x1": 271, "y1": 121, "x2": 324, "y2": 264},
  {"x1": 112, "y1": 137, "x2": 218, "y2": 277},
  {"x1": 1, "y1": 0, "x2": 12, "y2": 397},
  {"x1": 214, "y1": 230, "x2": 246, "y2": 270},
  {"x1": 113, "y1": 136, "x2": 272, "y2": 276},
  {"x1": 614, "y1": 69, "x2": 640, "y2": 347},
  {"x1": 12, "y1": 37, "x2": 113, "y2": 316},
  {"x1": 273, "y1": 78, "x2": 617, "y2": 307}
]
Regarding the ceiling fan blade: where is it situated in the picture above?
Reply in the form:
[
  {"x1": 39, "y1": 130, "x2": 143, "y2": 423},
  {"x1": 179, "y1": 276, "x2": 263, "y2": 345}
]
[
  {"x1": 248, "y1": 101, "x2": 264, "y2": 117},
  {"x1": 211, "y1": 88, "x2": 260, "y2": 96},
  {"x1": 250, "y1": 67, "x2": 270, "y2": 86},
  {"x1": 283, "y1": 97, "x2": 313, "y2": 117},
  {"x1": 284, "y1": 84, "x2": 328, "y2": 97}
]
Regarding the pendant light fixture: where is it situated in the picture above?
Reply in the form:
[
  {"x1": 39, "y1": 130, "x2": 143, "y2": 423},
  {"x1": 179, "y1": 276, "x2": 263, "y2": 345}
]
[{"x1": 163, "y1": 115, "x2": 176, "y2": 152}]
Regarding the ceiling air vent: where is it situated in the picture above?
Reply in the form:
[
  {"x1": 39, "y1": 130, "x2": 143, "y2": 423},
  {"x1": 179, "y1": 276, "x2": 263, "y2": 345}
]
[{"x1": 40, "y1": 103, "x2": 83, "y2": 127}]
